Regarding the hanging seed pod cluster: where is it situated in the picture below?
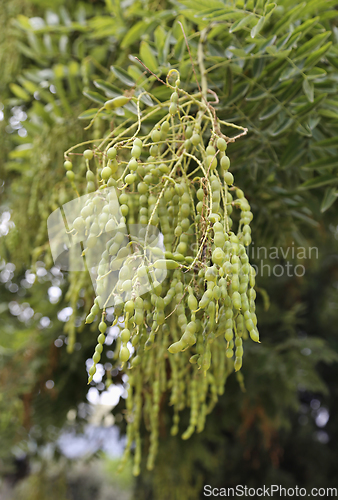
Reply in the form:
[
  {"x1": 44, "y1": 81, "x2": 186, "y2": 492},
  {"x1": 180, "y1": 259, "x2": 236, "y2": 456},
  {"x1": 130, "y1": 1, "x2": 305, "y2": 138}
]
[{"x1": 61, "y1": 69, "x2": 259, "y2": 475}]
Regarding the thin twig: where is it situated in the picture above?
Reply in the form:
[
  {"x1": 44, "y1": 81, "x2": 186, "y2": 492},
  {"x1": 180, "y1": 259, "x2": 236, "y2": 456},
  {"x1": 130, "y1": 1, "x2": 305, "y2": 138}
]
[
  {"x1": 178, "y1": 21, "x2": 202, "y2": 95},
  {"x1": 134, "y1": 57, "x2": 167, "y2": 86}
]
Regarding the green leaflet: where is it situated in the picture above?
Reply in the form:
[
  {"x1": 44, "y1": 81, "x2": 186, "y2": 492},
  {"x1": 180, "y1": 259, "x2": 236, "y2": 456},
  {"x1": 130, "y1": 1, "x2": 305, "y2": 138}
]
[
  {"x1": 83, "y1": 90, "x2": 105, "y2": 105},
  {"x1": 259, "y1": 103, "x2": 282, "y2": 121},
  {"x1": 279, "y1": 65, "x2": 299, "y2": 81},
  {"x1": 197, "y1": 9, "x2": 244, "y2": 21},
  {"x1": 121, "y1": 21, "x2": 151, "y2": 48},
  {"x1": 293, "y1": 94, "x2": 326, "y2": 118},
  {"x1": 266, "y1": 46, "x2": 291, "y2": 58},
  {"x1": 139, "y1": 41, "x2": 158, "y2": 74},
  {"x1": 269, "y1": 117, "x2": 294, "y2": 136},
  {"x1": 318, "y1": 109, "x2": 338, "y2": 120},
  {"x1": 154, "y1": 25, "x2": 167, "y2": 63},
  {"x1": 299, "y1": 174, "x2": 338, "y2": 190},
  {"x1": 302, "y1": 79, "x2": 314, "y2": 103},
  {"x1": 179, "y1": 0, "x2": 225, "y2": 11},
  {"x1": 8, "y1": 144, "x2": 34, "y2": 159},
  {"x1": 94, "y1": 80, "x2": 121, "y2": 98},
  {"x1": 289, "y1": 16, "x2": 320, "y2": 38},
  {"x1": 21, "y1": 79, "x2": 38, "y2": 94},
  {"x1": 9, "y1": 83, "x2": 30, "y2": 101},
  {"x1": 273, "y1": 2, "x2": 306, "y2": 36},
  {"x1": 311, "y1": 137, "x2": 338, "y2": 149},
  {"x1": 320, "y1": 187, "x2": 338, "y2": 212},
  {"x1": 306, "y1": 68, "x2": 327, "y2": 80},
  {"x1": 229, "y1": 14, "x2": 256, "y2": 33},
  {"x1": 134, "y1": 89, "x2": 154, "y2": 107},
  {"x1": 304, "y1": 42, "x2": 332, "y2": 69},
  {"x1": 111, "y1": 66, "x2": 135, "y2": 87},
  {"x1": 293, "y1": 32, "x2": 331, "y2": 61},
  {"x1": 251, "y1": 17, "x2": 265, "y2": 39},
  {"x1": 78, "y1": 108, "x2": 99, "y2": 120},
  {"x1": 245, "y1": 89, "x2": 269, "y2": 101},
  {"x1": 301, "y1": 156, "x2": 338, "y2": 171}
]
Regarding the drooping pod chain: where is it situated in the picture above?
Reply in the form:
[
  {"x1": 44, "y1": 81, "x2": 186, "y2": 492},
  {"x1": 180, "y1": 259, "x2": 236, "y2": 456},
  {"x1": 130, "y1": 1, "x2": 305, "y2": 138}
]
[{"x1": 61, "y1": 70, "x2": 258, "y2": 474}]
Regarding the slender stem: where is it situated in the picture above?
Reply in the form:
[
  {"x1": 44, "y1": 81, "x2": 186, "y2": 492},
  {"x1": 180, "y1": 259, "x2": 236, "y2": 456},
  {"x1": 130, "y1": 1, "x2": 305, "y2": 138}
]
[{"x1": 198, "y1": 29, "x2": 208, "y2": 99}]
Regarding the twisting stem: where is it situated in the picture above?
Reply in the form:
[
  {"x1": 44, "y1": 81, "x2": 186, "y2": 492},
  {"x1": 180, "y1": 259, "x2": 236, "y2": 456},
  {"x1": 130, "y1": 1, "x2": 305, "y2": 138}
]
[{"x1": 198, "y1": 29, "x2": 208, "y2": 99}]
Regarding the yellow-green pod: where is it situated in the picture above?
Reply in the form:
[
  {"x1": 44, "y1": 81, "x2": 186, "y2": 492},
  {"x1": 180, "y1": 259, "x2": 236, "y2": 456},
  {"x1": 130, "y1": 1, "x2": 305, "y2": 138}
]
[
  {"x1": 154, "y1": 259, "x2": 179, "y2": 270},
  {"x1": 250, "y1": 328, "x2": 260, "y2": 343},
  {"x1": 172, "y1": 253, "x2": 185, "y2": 262},
  {"x1": 168, "y1": 340, "x2": 185, "y2": 354},
  {"x1": 104, "y1": 96, "x2": 130, "y2": 110},
  {"x1": 189, "y1": 354, "x2": 200, "y2": 364}
]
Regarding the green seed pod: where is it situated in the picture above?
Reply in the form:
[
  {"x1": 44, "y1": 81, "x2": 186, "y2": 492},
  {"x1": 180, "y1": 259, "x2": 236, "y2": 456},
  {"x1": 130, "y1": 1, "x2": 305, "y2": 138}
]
[
  {"x1": 125, "y1": 300, "x2": 135, "y2": 314},
  {"x1": 120, "y1": 346, "x2": 130, "y2": 362},
  {"x1": 125, "y1": 173, "x2": 136, "y2": 185},
  {"x1": 169, "y1": 103, "x2": 178, "y2": 115},
  {"x1": 234, "y1": 357, "x2": 242, "y2": 371},
  {"x1": 107, "y1": 147, "x2": 117, "y2": 159},
  {"x1": 66, "y1": 171, "x2": 75, "y2": 181},
  {"x1": 185, "y1": 126, "x2": 193, "y2": 139},
  {"x1": 217, "y1": 138, "x2": 227, "y2": 151},
  {"x1": 91, "y1": 303, "x2": 100, "y2": 315},
  {"x1": 151, "y1": 129, "x2": 161, "y2": 142},
  {"x1": 197, "y1": 188, "x2": 204, "y2": 201},
  {"x1": 84, "y1": 149, "x2": 93, "y2": 160},
  {"x1": 99, "y1": 321, "x2": 107, "y2": 333},
  {"x1": 86, "y1": 171, "x2": 95, "y2": 182},
  {"x1": 188, "y1": 293, "x2": 198, "y2": 311},
  {"x1": 189, "y1": 354, "x2": 200, "y2": 364},
  {"x1": 150, "y1": 144, "x2": 159, "y2": 156},
  {"x1": 153, "y1": 259, "x2": 179, "y2": 270},
  {"x1": 206, "y1": 155, "x2": 217, "y2": 170},
  {"x1": 212, "y1": 248, "x2": 225, "y2": 266},
  {"x1": 250, "y1": 329, "x2": 260, "y2": 343},
  {"x1": 93, "y1": 351, "x2": 101, "y2": 364},
  {"x1": 171, "y1": 91, "x2": 179, "y2": 103},
  {"x1": 85, "y1": 312, "x2": 95, "y2": 324},
  {"x1": 244, "y1": 234, "x2": 252, "y2": 246},
  {"x1": 208, "y1": 213, "x2": 220, "y2": 224},
  {"x1": 205, "y1": 266, "x2": 217, "y2": 282},
  {"x1": 235, "y1": 346, "x2": 244, "y2": 357},
  {"x1": 196, "y1": 201, "x2": 204, "y2": 213},
  {"x1": 121, "y1": 328, "x2": 131, "y2": 343},
  {"x1": 168, "y1": 339, "x2": 185, "y2": 354},
  {"x1": 104, "y1": 96, "x2": 130, "y2": 110},
  {"x1": 191, "y1": 133, "x2": 200, "y2": 146},
  {"x1": 232, "y1": 291, "x2": 241, "y2": 310},
  {"x1": 89, "y1": 365, "x2": 96, "y2": 376},
  {"x1": 128, "y1": 158, "x2": 138, "y2": 171},
  {"x1": 131, "y1": 145, "x2": 141, "y2": 159},
  {"x1": 64, "y1": 160, "x2": 73, "y2": 171},
  {"x1": 161, "y1": 120, "x2": 170, "y2": 135},
  {"x1": 206, "y1": 145, "x2": 216, "y2": 156},
  {"x1": 101, "y1": 166, "x2": 112, "y2": 180},
  {"x1": 223, "y1": 171, "x2": 234, "y2": 185},
  {"x1": 220, "y1": 155, "x2": 230, "y2": 170},
  {"x1": 199, "y1": 289, "x2": 213, "y2": 309},
  {"x1": 87, "y1": 180, "x2": 95, "y2": 193},
  {"x1": 97, "y1": 333, "x2": 106, "y2": 344},
  {"x1": 95, "y1": 343, "x2": 103, "y2": 354},
  {"x1": 214, "y1": 232, "x2": 226, "y2": 248}
]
